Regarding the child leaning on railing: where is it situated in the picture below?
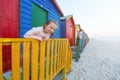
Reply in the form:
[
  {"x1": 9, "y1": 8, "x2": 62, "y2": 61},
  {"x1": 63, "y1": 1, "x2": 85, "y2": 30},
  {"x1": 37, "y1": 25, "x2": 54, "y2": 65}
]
[{"x1": 24, "y1": 20, "x2": 58, "y2": 41}]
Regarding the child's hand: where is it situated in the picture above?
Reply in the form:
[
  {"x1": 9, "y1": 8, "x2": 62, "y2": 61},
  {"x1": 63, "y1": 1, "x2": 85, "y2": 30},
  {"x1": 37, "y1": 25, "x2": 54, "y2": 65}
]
[{"x1": 42, "y1": 37, "x2": 47, "y2": 41}]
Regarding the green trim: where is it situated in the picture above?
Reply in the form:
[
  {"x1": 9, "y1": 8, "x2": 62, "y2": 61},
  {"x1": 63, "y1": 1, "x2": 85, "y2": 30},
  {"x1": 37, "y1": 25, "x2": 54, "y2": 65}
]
[{"x1": 32, "y1": 3, "x2": 48, "y2": 27}]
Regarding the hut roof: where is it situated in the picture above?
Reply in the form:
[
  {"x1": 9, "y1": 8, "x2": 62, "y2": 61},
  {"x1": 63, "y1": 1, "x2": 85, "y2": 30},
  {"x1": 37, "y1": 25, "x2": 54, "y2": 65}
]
[{"x1": 53, "y1": 0, "x2": 64, "y2": 16}]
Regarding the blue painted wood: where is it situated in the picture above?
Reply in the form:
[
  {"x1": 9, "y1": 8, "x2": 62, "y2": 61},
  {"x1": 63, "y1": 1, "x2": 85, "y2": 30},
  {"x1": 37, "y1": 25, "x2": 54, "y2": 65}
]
[
  {"x1": 20, "y1": 0, "x2": 32, "y2": 38},
  {"x1": 61, "y1": 20, "x2": 66, "y2": 38},
  {"x1": 20, "y1": 0, "x2": 61, "y2": 38}
]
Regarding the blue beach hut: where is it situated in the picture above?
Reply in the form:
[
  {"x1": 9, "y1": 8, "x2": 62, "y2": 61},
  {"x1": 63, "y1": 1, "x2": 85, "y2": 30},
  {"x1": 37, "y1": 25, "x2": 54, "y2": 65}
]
[{"x1": 20, "y1": 0, "x2": 64, "y2": 38}]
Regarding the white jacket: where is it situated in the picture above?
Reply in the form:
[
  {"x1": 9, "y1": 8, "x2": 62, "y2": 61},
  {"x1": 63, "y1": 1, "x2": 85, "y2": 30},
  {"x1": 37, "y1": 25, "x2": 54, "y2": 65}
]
[{"x1": 24, "y1": 27, "x2": 50, "y2": 41}]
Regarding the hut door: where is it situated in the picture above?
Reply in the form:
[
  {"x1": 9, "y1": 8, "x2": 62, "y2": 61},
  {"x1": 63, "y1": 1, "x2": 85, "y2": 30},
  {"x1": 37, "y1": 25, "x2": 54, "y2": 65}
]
[{"x1": 32, "y1": 3, "x2": 48, "y2": 27}]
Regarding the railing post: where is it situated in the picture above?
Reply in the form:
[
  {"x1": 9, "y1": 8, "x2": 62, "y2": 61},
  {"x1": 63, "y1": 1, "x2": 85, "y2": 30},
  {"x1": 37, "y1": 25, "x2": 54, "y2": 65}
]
[
  {"x1": 62, "y1": 40, "x2": 67, "y2": 80},
  {"x1": 57, "y1": 40, "x2": 60, "y2": 71},
  {"x1": 12, "y1": 43, "x2": 20, "y2": 80},
  {"x1": 39, "y1": 41, "x2": 46, "y2": 80},
  {"x1": 23, "y1": 42, "x2": 30, "y2": 80},
  {"x1": 31, "y1": 41, "x2": 39, "y2": 80},
  {"x1": 46, "y1": 41, "x2": 50, "y2": 80},
  {"x1": 50, "y1": 39, "x2": 54, "y2": 80}
]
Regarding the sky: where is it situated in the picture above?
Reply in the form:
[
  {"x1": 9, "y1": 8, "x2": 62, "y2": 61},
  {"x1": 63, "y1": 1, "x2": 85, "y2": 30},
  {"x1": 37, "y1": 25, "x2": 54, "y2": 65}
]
[{"x1": 57, "y1": 0, "x2": 120, "y2": 38}]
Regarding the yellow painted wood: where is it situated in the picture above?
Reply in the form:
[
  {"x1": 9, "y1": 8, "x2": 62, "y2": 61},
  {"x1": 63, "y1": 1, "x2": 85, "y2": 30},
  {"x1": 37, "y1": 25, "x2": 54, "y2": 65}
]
[
  {"x1": 0, "y1": 38, "x2": 67, "y2": 43},
  {"x1": 62, "y1": 41, "x2": 64, "y2": 67},
  {"x1": 58, "y1": 40, "x2": 61, "y2": 70},
  {"x1": 59, "y1": 41, "x2": 62, "y2": 69},
  {"x1": 0, "y1": 43, "x2": 2, "y2": 80},
  {"x1": 75, "y1": 24, "x2": 81, "y2": 32},
  {"x1": 53, "y1": 41, "x2": 54, "y2": 76},
  {"x1": 23, "y1": 42, "x2": 30, "y2": 80},
  {"x1": 66, "y1": 41, "x2": 69, "y2": 72},
  {"x1": 60, "y1": 41, "x2": 62, "y2": 69},
  {"x1": 39, "y1": 42, "x2": 46, "y2": 80},
  {"x1": 70, "y1": 47, "x2": 72, "y2": 71},
  {"x1": 69, "y1": 45, "x2": 72, "y2": 71},
  {"x1": 54, "y1": 41, "x2": 57, "y2": 75},
  {"x1": 0, "y1": 38, "x2": 72, "y2": 80},
  {"x1": 61, "y1": 41, "x2": 64, "y2": 67},
  {"x1": 46, "y1": 41, "x2": 50, "y2": 80},
  {"x1": 66, "y1": 41, "x2": 72, "y2": 73},
  {"x1": 0, "y1": 38, "x2": 38, "y2": 42},
  {"x1": 57, "y1": 40, "x2": 60, "y2": 71},
  {"x1": 61, "y1": 41, "x2": 63, "y2": 67},
  {"x1": 62, "y1": 40, "x2": 67, "y2": 80},
  {"x1": 31, "y1": 41, "x2": 39, "y2": 80},
  {"x1": 63, "y1": 41, "x2": 66, "y2": 66},
  {"x1": 50, "y1": 40, "x2": 54, "y2": 79},
  {"x1": 58, "y1": 40, "x2": 60, "y2": 71},
  {"x1": 64, "y1": 41, "x2": 67, "y2": 71},
  {"x1": 67, "y1": 42, "x2": 70, "y2": 72},
  {"x1": 12, "y1": 43, "x2": 20, "y2": 80},
  {"x1": 53, "y1": 42, "x2": 55, "y2": 76},
  {"x1": 62, "y1": 68, "x2": 66, "y2": 80},
  {"x1": 65, "y1": 41, "x2": 67, "y2": 66}
]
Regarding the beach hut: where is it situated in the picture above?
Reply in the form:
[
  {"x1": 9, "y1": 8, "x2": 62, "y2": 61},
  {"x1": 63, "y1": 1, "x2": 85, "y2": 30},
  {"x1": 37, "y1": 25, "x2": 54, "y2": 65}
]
[
  {"x1": 20, "y1": 0, "x2": 64, "y2": 38},
  {"x1": 61, "y1": 15, "x2": 75, "y2": 46},
  {"x1": 75, "y1": 24, "x2": 81, "y2": 45},
  {"x1": 0, "y1": 0, "x2": 19, "y2": 72},
  {"x1": 0, "y1": 0, "x2": 63, "y2": 73}
]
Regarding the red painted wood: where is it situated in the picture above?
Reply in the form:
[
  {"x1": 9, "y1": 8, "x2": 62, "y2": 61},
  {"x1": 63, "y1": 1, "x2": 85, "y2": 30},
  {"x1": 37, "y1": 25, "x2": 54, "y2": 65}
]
[
  {"x1": 0, "y1": 0, "x2": 20, "y2": 72},
  {"x1": 66, "y1": 17, "x2": 75, "y2": 46},
  {"x1": 0, "y1": 0, "x2": 19, "y2": 38},
  {"x1": 66, "y1": 18, "x2": 75, "y2": 46}
]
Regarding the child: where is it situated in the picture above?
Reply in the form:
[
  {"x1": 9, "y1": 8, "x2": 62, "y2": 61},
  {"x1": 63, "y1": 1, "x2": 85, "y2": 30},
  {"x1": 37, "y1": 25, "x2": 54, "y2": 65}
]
[{"x1": 24, "y1": 20, "x2": 57, "y2": 41}]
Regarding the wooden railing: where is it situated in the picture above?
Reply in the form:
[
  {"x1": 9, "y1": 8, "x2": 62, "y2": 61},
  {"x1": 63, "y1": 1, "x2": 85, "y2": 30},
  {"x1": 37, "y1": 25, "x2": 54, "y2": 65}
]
[{"x1": 0, "y1": 38, "x2": 72, "y2": 80}]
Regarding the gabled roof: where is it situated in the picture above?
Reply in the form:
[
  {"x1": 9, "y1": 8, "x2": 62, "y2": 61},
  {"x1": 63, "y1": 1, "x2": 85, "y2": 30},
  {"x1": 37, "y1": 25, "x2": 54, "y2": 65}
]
[
  {"x1": 61, "y1": 15, "x2": 75, "y2": 25},
  {"x1": 60, "y1": 15, "x2": 73, "y2": 20},
  {"x1": 75, "y1": 24, "x2": 81, "y2": 30},
  {"x1": 53, "y1": 0, "x2": 64, "y2": 16},
  {"x1": 76, "y1": 24, "x2": 81, "y2": 28}
]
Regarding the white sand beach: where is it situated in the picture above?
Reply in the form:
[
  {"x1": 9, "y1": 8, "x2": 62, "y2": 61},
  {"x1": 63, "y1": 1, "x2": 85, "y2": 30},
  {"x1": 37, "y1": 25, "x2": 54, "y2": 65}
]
[{"x1": 67, "y1": 39, "x2": 120, "y2": 80}]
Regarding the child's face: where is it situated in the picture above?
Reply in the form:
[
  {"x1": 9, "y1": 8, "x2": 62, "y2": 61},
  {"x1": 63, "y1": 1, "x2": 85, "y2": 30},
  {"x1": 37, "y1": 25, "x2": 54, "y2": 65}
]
[{"x1": 45, "y1": 22, "x2": 57, "y2": 35}]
